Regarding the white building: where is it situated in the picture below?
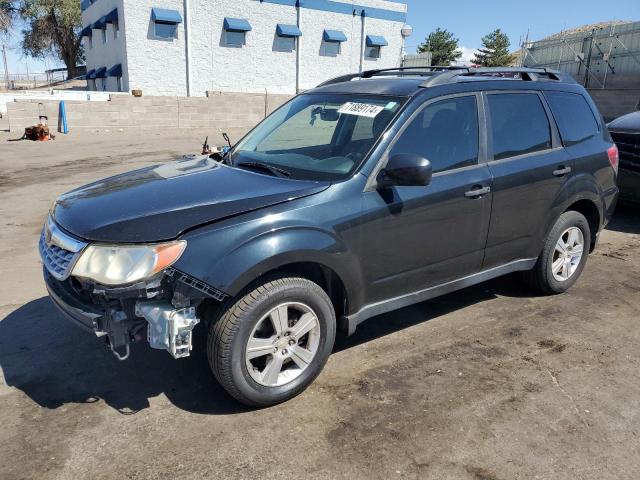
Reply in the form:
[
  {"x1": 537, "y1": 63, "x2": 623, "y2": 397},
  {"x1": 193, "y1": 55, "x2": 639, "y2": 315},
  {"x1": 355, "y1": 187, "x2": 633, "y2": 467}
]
[{"x1": 80, "y1": 0, "x2": 409, "y2": 96}]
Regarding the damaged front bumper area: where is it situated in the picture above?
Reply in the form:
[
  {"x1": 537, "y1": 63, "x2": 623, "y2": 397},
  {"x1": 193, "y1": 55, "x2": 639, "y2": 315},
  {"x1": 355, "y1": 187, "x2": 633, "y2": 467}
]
[{"x1": 43, "y1": 266, "x2": 226, "y2": 361}]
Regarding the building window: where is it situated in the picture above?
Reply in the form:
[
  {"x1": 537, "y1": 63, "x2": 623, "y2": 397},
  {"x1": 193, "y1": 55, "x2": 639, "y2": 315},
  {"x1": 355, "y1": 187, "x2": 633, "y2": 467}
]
[
  {"x1": 274, "y1": 24, "x2": 301, "y2": 53},
  {"x1": 275, "y1": 35, "x2": 296, "y2": 52},
  {"x1": 365, "y1": 45, "x2": 381, "y2": 59},
  {"x1": 151, "y1": 8, "x2": 182, "y2": 40},
  {"x1": 321, "y1": 41, "x2": 341, "y2": 57},
  {"x1": 87, "y1": 35, "x2": 93, "y2": 49},
  {"x1": 113, "y1": 22, "x2": 119, "y2": 39},
  {"x1": 365, "y1": 35, "x2": 388, "y2": 60},
  {"x1": 321, "y1": 30, "x2": 346, "y2": 57},
  {"x1": 107, "y1": 64, "x2": 123, "y2": 92},
  {"x1": 224, "y1": 30, "x2": 246, "y2": 47},
  {"x1": 104, "y1": 9, "x2": 119, "y2": 39},
  {"x1": 223, "y1": 17, "x2": 252, "y2": 48},
  {"x1": 102, "y1": 28, "x2": 107, "y2": 44},
  {"x1": 154, "y1": 21, "x2": 178, "y2": 39}
]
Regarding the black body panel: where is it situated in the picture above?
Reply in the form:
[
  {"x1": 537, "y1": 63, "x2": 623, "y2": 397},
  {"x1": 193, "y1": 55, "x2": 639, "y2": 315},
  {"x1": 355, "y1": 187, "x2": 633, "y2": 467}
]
[
  {"x1": 609, "y1": 112, "x2": 640, "y2": 203},
  {"x1": 53, "y1": 156, "x2": 329, "y2": 243}
]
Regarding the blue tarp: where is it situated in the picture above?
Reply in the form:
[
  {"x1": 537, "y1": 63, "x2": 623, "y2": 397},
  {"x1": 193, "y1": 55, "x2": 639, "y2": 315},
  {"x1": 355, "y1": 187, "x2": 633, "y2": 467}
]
[
  {"x1": 107, "y1": 64, "x2": 122, "y2": 77},
  {"x1": 366, "y1": 35, "x2": 388, "y2": 47},
  {"x1": 276, "y1": 24, "x2": 302, "y2": 37},
  {"x1": 223, "y1": 17, "x2": 252, "y2": 32},
  {"x1": 323, "y1": 29, "x2": 347, "y2": 42},
  {"x1": 151, "y1": 8, "x2": 183, "y2": 24}
]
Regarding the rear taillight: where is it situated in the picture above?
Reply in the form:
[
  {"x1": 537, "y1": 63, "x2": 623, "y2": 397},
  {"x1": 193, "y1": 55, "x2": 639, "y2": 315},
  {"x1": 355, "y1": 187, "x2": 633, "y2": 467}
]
[{"x1": 607, "y1": 145, "x2": 619, "y2": 174}]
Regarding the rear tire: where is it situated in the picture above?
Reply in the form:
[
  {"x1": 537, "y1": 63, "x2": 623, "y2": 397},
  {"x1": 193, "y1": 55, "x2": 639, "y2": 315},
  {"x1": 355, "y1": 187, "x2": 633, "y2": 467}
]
[
  {"x1": 524, "y1": 210, "x2": 591, "y2": 294},
  {"x1": 207, "y1": 276, "x2": 336, "y2": 407}
]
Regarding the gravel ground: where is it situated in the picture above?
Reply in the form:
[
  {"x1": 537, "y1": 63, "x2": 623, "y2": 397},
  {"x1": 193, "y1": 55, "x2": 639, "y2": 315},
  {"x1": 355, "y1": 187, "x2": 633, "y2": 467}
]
[{"x1": 0, "y1": 130, "x2": 639, "y2": 480}]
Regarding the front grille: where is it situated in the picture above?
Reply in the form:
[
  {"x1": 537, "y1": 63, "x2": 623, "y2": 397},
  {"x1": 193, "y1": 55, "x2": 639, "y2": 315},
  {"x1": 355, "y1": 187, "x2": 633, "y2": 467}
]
[
  {"x1": 39, "y1": 217, "x2": 87, "y2": 281},
  {"x1": 611, "y1": 131, "x2": 640, "y2": 173},
  {"x1": 39, "y1": 232, "x2": 78, "y2": 280}
]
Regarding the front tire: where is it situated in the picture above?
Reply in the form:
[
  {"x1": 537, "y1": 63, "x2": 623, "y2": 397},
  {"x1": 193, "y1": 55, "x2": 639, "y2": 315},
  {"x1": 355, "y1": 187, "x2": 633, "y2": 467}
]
[
  {"x1": 207, "y1": 276, "x2": 336, "y2": 407},
  {"x1": 524, "y1": 210, "x2": 591, "y2": 294}
]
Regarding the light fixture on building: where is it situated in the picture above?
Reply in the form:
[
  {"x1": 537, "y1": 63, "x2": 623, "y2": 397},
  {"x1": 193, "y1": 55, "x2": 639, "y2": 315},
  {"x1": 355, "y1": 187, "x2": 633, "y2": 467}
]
[{"x1": 401, "y1": 24, "x2": 413, "y2": 38}]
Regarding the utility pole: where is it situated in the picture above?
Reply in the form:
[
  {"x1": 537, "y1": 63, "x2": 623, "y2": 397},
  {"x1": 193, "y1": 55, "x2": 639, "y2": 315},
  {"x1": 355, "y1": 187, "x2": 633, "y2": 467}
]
[{"x1": 2, "y1": 44, "x2": 9, "y2": 90}]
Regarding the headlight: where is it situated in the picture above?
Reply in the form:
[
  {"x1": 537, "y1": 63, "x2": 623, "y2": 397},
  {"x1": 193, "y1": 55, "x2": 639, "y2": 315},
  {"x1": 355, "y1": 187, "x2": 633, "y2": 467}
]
[{"x1": 71, "y1": 241, "x2": 186, "y2": 286}]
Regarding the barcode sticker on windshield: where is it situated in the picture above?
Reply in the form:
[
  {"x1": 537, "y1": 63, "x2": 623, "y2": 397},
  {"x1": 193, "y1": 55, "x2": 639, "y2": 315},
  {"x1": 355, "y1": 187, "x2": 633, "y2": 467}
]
[{"x1": 338, "y1": 102, "x2": 385, "y2": 118}]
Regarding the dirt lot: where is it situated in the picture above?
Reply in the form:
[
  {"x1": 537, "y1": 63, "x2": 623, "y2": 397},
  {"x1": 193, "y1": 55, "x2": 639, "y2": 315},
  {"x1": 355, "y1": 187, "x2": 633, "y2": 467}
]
[{"x1": 0, "y1": 130, "x2": 639, "y2": 480}]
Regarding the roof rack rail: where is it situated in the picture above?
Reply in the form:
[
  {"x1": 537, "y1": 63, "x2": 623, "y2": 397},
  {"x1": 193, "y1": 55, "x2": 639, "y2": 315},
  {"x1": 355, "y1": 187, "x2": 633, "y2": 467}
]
[
  {"x1": 419, "y1": 67, "x2": 576, "y2": 87},
  {"x1": 317, "y1": 66, "x2": 576, "y2": 89},
  {"x1": 317, "y1": 66, "x2": 468, "y2": 87}
]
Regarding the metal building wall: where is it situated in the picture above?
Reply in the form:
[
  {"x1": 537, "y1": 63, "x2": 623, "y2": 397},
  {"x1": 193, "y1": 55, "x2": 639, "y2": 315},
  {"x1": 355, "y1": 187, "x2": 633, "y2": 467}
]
[
  {"x1": 522, "y1": 21, "x2": 640, "y2": 89},
  {"x1": 401, "y1": 52, "x2": 432, "y2": 68}
]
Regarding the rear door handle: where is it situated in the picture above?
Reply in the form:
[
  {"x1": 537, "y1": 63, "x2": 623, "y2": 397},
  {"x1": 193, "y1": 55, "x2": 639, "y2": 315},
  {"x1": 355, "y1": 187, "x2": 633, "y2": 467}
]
[
  {"x1": 465, "y1": 185, "x2": 491, "y2": 198},
  {"x1": 553, "y1": 166, "x2": 572, "y2": 177}
]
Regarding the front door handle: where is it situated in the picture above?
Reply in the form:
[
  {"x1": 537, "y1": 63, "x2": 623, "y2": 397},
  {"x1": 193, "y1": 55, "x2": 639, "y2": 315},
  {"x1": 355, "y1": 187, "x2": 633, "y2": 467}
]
[
  {"x1": 553, "y1": 166, "x2": 572, "y2": 177},
  {"x1": 464, "y1": 185, "x2": 491, "y2": 198}
]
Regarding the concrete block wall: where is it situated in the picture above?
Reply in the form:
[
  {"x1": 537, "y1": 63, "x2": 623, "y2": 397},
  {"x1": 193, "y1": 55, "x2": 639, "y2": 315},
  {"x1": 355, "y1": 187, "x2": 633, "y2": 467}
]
[
  {"x1": 6, "y1": 92, "x2": 293, "y2": 133},
  {"x1": 6, "y1": 101, "x2": 61, "y2": 132}
]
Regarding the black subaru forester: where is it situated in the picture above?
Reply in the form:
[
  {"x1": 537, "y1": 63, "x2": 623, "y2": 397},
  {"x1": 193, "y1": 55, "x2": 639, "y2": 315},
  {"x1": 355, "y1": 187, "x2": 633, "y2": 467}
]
[{"x1": 41, "y1": 67, "x2": 619, "y2": 406}]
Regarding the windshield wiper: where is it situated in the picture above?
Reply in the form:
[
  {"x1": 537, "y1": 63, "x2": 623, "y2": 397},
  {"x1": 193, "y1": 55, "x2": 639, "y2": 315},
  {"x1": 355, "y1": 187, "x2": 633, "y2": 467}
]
[{"x1": 236, "y1": 161, "x2": 292, "y2": 178}]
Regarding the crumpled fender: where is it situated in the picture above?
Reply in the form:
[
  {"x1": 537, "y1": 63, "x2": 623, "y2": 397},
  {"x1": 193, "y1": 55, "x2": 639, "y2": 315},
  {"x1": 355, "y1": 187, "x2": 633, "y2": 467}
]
[{"x1": 174, "y1": 224, "x2": 365, "y2": 313}]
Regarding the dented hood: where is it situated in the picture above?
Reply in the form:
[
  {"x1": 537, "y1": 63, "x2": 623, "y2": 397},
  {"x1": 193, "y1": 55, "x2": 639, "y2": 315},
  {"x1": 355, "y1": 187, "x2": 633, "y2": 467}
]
[{"x1": 53, "y1": 156, "x2": 329, "y2": 243}]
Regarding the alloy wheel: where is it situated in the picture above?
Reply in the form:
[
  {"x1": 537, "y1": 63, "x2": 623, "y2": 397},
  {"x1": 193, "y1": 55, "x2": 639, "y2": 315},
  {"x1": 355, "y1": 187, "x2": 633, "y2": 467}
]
[
  {"x1": 245, "y1": 302, "x2": 321, "y2": 387},
  {"x1": 551, "y1": 226, "x2": 585, "y2": 282}
]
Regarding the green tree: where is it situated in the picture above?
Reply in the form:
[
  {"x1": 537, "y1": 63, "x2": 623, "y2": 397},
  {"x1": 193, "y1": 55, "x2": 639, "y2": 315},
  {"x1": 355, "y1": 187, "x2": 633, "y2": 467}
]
[
  {"x1": 417, "y1": 28, "x2": 462, "y2": 66},
  {"x1": 472, "y1": 29, "x2": 516, "y2": 67},
  {"x1": 19, "y1": 0, "x2": 83, "y2": 77},
  {"x1": 1, "y1": 0, "x2": 15, "y2": 33}
]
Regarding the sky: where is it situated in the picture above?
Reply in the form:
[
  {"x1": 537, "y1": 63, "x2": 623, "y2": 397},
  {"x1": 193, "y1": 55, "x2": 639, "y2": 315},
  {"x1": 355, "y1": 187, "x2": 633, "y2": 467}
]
[
  {"x1": 1, "y1": 0, "x2": 639, "y2": 74},
  {"x1": 403, "y1": 0, "x2": 639, "y2": 61}
]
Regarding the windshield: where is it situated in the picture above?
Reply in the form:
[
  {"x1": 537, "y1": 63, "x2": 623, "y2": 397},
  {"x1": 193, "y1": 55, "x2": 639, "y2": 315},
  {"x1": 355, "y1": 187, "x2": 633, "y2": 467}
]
[{"x1": 229, "y1": 93, "x2": 405, "y2": 181}]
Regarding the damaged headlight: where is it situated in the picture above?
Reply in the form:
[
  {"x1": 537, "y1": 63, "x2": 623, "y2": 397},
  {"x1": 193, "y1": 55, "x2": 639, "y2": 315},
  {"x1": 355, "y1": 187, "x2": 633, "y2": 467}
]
[{"x1": 71, "y1": 241, "x2": 187, "y2": 286}]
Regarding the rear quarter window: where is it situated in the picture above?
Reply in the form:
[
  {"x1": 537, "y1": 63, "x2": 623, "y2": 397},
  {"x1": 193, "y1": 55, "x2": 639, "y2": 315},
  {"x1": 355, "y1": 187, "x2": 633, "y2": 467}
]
[{"x1": 545, "y1": 91, "x2": 600, "y2": 146}]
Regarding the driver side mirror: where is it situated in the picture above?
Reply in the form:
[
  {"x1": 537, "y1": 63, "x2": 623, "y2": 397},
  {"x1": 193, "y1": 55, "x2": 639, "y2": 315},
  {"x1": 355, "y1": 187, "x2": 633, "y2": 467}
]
[{"x1": 376, "y1": 154, "x2": 433, "y2": 189}]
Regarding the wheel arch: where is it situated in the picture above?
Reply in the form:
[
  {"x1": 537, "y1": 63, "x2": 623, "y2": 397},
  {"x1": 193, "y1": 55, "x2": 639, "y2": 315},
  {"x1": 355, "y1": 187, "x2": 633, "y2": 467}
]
[
  {"x1": 237, "y1": 261, "x2": 351, "y2": 332},
  {"x1": 538, "y1": 174, "x2": 605, "y2": 257},
  {"x1": 187, "y1": 226, "x2": 365, "y2": 327},
  {"x1": 563, "y1": 198, "x2": 601, "y2": 252}
]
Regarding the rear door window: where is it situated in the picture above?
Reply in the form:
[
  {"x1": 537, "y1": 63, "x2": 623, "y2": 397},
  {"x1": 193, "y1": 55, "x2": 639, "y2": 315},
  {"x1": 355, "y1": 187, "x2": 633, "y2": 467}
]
[
  {"x1": 390, "y1": 95, "x2": 479, "y2": 173},
  {"x1": 544, "y1": 91, "x2": 599, "y2": 146},
  {"x1": 488, "y1": 93, "x2": 552, "y2": 160}
]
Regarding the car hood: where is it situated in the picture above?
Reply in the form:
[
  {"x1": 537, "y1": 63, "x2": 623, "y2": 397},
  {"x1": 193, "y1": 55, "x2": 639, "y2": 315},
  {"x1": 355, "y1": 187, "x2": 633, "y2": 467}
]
[
  {"x1": 608, "y1": 111, "x2": 640, "y2": 132},
  {"x1": 52, "y1": 155, "x2": 329, "y2": 243}
]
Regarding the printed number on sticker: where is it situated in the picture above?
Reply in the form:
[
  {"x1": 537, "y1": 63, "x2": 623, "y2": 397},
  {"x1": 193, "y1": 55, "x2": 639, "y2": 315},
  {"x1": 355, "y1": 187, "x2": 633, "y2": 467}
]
[{"x1": 338, "y1": 102, "x2": 385, "y2": 118}]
